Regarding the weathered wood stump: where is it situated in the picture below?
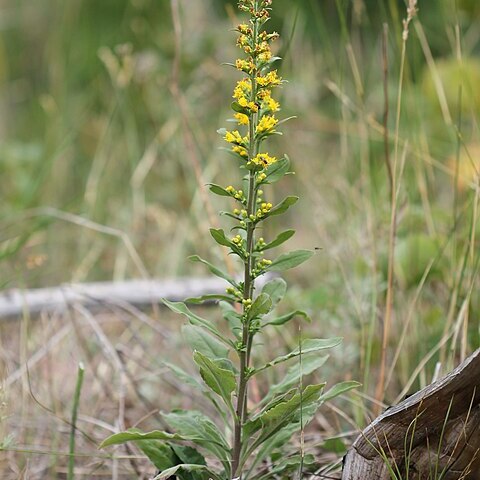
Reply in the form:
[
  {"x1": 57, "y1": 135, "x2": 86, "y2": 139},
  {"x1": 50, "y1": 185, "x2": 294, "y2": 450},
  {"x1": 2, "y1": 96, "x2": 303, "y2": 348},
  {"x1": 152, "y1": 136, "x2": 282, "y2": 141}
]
[{"x1": 343, "y1": 349, "x2": 480, "y2": 479}]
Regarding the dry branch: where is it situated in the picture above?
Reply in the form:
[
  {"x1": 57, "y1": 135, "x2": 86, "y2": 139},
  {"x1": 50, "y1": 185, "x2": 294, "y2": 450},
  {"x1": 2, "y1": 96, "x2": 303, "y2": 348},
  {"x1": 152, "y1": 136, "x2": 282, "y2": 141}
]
[
  {"x1": 0, "y1": 276, "x2": 266, "y2": 319},
  {"x1": 343, "y1": 348, "x2": 480, "y2": 479}
]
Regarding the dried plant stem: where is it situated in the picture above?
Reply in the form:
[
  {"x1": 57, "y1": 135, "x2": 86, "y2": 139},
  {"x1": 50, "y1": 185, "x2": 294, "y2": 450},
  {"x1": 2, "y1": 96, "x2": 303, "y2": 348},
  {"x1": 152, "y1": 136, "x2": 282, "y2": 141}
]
[
  {"x1": 375, "y1": 4, "x2": 416, "y2": 410},
  {"x1": 68, "y1": 362, "x2": 85, "y2": 480}
]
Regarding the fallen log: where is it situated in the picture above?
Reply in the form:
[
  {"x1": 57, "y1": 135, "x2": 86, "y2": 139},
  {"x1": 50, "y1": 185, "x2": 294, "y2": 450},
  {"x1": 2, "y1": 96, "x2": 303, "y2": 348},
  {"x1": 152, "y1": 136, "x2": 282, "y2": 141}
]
[
  {"x1": 0, "y1": 276, "x2": 271, "y2": 319},
  {"x1": 342, "y1": 348, "x2": 480, "y2": 479}
]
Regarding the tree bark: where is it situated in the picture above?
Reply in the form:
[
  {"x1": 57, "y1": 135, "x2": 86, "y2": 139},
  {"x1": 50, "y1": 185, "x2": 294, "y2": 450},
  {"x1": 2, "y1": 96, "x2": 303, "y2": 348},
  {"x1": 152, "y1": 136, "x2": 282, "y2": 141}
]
[{"x1": 343, "y1": 349, "x2": 480, "y2": 479}]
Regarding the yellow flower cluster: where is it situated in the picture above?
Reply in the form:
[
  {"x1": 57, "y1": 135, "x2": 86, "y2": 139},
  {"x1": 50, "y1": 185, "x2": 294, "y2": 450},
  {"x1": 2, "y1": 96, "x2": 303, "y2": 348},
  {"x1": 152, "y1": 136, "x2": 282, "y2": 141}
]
[
  {"x1": 257, "y1": 70, "x2": 282, "y2": 88},
  {"x1": 251, "y1": 153, "x2": 277, "y2": 168},
  {"x1": 222, "y1": 0, "x2": 284, "y2": 171},
  {"x1": 256, "y1": 115, "x2": 278, "y2": 134},
  {"x1": 224, "y1": 130, "x2": 246, "y2": 145},
  {"x1": 236, "y1": 58, "x2": 255, "y2": 75},
  {"x1": 234, "y1": 113, "x2": 249, "y2": 125}
]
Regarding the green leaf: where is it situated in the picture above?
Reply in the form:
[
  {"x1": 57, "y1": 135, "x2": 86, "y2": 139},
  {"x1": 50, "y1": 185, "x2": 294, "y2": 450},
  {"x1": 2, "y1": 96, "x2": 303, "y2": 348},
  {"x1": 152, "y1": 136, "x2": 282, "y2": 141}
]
[
  {"x1": 162, "y1": 410, "x2": 230, "y2": 472},
  {"x1": 259, "y1": 230, "x2": 295, "y2": 251},
  {"x1": 100, "y1": 429, "x2": 191, "y2": 449},
  {"x1": 153, "y1": 464, "x2": 222, "y2": 480},
  {"x1": 262, "y1": 155, "x2": 291, "y2": 184},
  {"x1": 130, "y1": 437, "x2": 178, "y2": 471},
  {"x1": 189, "y1": 255, "x2": 238, "y2": 288},
  {"x1": 243, "y1": 384, "x2": 325, "y2": 444},
  {"x1": 183, "y1": 325, "x2": 230, "y2": 360},
  {"x1": 162, "y1": 361, "x2": 204, "y2": 391},
  {"x1": 209, "y1": 228, "x2": 232, "y2": 247},
  {"x1": 253, "y1": 338, "x2": 342, "y2": 375},
  {"x1": 247, "y1": 293, "x2": 272, "y2": 321},
  {"x1": 208, "y1": 184, "x2": 232, "y2": 197},
  {"x1": 266, "y1": 355, "x2": 330, "y2": 401},
  {"x1": 219, "y1": 301, "x2": 242, "y2": 337},
  {"x1": 231, "y1": 101, "x2": 249, "y2": 114},
  {"x1": 261, "y1": 278, "x2": 287, "y2": 307},
  {"x1": 170, "y1": 444, "x2": 207, "y2": 467},
  {"x1": 268, "y1": 250, "x2": 314, "y2": 272},
  {"x1": 193, "y1": 351, "x2": 236, "y2": 413},
  {"x1": 162, "y1": 299, "x2": 226, "y2": 343},
  {"x1": 267, "y1": 196, "x2": 298, "y2": 217},
  {"x1": 263, "y1": 310, "x2": 310, "y2": 327},
  {"x1": 322, "y1": 437, "x2": 348, "y2": 455},
  {"x1": 256, "y1": 454, "x2": 315, "y2": 480},
  {"x1": 247, "y1": 423, "x2": 299, "y2": 475},
  {"x1": 185, "y1": 294, "x2": 235, "y2": 304},
  {"x1": 161, "y1": 362, "x2": 228, "y2": 425},
  {"x1": 319, "y1": 380, "x2": 361, "y2": 402}
]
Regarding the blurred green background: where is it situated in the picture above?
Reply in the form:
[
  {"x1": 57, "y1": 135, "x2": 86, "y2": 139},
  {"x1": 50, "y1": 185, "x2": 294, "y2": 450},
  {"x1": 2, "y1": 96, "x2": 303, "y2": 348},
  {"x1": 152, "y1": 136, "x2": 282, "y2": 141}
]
[{"x1": 1, "y1": 0, "x2": 479, "y2": 391}]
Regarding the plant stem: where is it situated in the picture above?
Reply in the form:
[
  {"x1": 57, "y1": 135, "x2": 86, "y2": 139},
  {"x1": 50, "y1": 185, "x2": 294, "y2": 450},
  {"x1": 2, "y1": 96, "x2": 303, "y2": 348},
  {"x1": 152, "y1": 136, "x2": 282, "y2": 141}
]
[
  {"x1": 232, "y1": 17, "x2": 259, "y2": 472},
  {"x1": 68, "y1": 362, "x2": 85, "y2": 480},
  {"x1": 232, "y1": 169, "x2": 257, "y2": 478}
]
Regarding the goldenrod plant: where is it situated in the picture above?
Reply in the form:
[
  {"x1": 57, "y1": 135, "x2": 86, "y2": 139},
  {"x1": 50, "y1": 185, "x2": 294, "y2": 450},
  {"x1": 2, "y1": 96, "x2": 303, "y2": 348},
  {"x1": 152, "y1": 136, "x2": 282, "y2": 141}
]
[{"x1": 100, "y1": 1, "x2": 358, "y2": 479}]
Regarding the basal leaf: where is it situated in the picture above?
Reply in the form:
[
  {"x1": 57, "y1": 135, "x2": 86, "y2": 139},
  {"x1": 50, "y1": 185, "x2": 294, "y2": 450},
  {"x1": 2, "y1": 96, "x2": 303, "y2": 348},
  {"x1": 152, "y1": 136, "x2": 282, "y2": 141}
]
[
  {"x1": 170, "y1": 444, "x2": 207, "y2": 467},
  {"x1": 135, "y1": 438, "x2": 178, "y2": 471},
  {"x1": 153, "y1": 464, "x2": 222, "y2": 480},
  {"x1": 100, "y1": 429, "x2": 190, "y2": 449},
  {"x1": 162, "y1": 361, "x2": 204, "y2": 391},
  {"x1": 268, "y1": 250, "x2": 314, "y2": 272},
  {"x1": 183, "y1": 325, "x2": 230, "y2": 360},
  {"x1": 261, "y1": 278, "x2": 287, "y2": 307},
  {"x1": 162, "y1": 410, "x2": 231, "y2": 472},
  {"x1": 189, "y1": 255, "x2": 238, "y2": 288},
  {"x1": 193, "y1": 351, "x2": 236, "y2": 413}
]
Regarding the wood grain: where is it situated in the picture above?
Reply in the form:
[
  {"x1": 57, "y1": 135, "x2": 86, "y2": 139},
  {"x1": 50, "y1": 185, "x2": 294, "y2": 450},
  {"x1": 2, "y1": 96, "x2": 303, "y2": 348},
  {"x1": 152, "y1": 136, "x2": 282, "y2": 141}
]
[{"x1": 343, "y1": 349, "x2": 480, "y2": 479}]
